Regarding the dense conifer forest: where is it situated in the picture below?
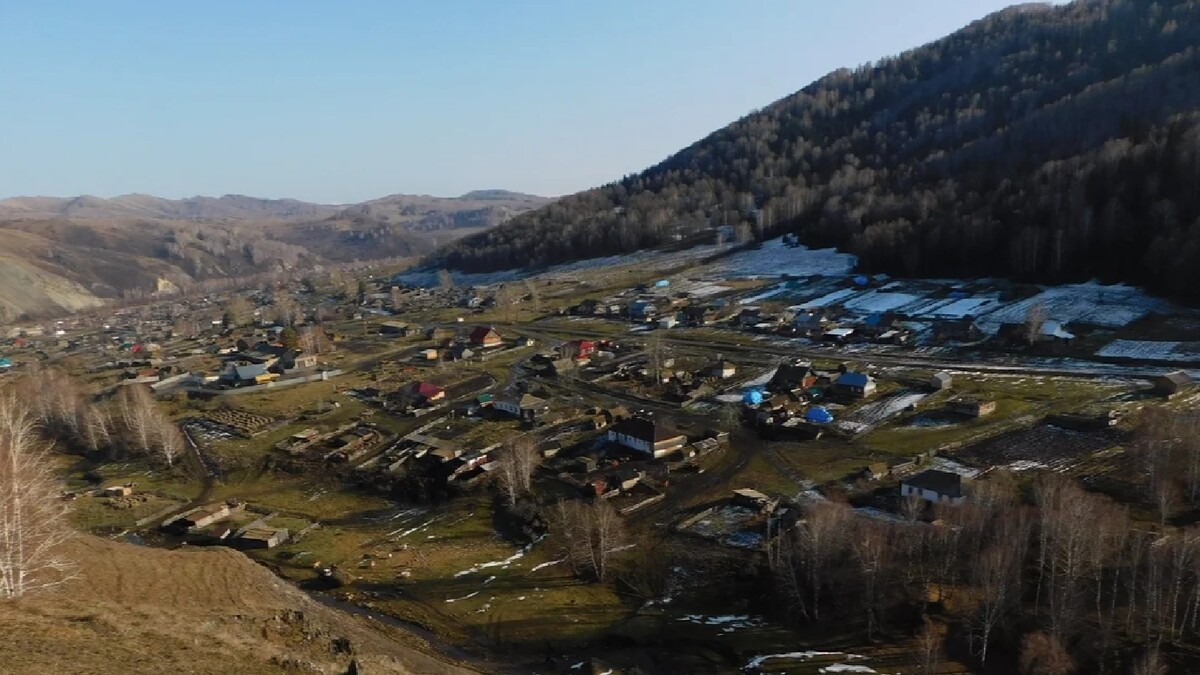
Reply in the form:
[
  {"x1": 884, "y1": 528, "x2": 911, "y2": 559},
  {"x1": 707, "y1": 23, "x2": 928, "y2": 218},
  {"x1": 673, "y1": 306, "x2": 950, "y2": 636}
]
[{"x1": 435, "y1": 0, "x2": 1200, "y2": 301}]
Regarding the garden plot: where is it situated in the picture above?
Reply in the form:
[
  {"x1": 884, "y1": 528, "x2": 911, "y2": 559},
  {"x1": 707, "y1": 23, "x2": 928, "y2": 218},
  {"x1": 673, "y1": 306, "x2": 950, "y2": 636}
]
[
  {"x1": 975, "y1": 282, "x2": 1172, "y2": 333},
  {"x1": 677, "y1": 505, "x2": 765, "y2": 549},
  {"x1": 835, "y1": 390, "x2": 929, "y2": 435},
  {"x1": 711, "y1": 237, "x2": 857, "y2": 278},
  {"x1": 840, "y1": 291, "x2": 926, "y2": 315},
  {"x1": 1096, "y1": 340, "x2": 1200, "y2": 363},
  {"x1": 956, "y1": 424, "x2": 1120, "y2": 473},
  {"x1": 181, "y1": 418, "x2": 238, "y2": 445},
  {"x1": 915, "y1": 295, "x2": 1004, "y2": 319}
]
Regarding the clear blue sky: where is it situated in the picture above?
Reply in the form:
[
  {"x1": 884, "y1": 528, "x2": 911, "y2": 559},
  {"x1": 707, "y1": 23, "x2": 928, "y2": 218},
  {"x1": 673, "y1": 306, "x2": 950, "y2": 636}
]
[{"x1": 1, "y1": 0, "x2": 1028, "y2": 203}]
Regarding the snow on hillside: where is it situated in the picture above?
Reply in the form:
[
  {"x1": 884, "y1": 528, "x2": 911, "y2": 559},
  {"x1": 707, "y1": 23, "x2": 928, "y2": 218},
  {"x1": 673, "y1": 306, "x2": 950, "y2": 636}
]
[{"x1": 711, "y1": 238, "x2": 857, "y2": 278}]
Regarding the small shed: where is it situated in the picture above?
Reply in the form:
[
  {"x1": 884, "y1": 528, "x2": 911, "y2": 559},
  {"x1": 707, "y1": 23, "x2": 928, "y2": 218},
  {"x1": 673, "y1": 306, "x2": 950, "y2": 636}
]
[
  {"x1": 1153, "y1": 371, "x2": 1193, "y2": 397},
  {"x1": 930, "y1": 371, "x2": 952, "y2": 391}
]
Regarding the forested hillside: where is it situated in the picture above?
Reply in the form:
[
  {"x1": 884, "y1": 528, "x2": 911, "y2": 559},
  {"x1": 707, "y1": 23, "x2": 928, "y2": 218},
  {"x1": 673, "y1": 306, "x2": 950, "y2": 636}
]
[{"x1": 435, "y1": 0, "x2": 1200, "y2": 301}]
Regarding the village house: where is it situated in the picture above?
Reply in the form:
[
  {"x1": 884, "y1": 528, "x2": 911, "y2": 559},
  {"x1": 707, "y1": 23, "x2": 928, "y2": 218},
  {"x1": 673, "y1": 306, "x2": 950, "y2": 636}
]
[
  {"x1": 1153, "y1": 371, "x2": 1193, "y2": 398},
  {"x1": 933, "y1": 318, "x2": 983, "y2": 343},
  {"x1": 449, "y1": 344, "x2": 475, "y2": 361},
  {"x1": 493, "y1": 393, "x2": 549, "y2": 422},
  {"x1": 822, "y1": 327, "x2": 856, "y2": 343},
  {"x1": 219, "y1": 362, "x2": 278, "y2": 386},
  {"x1": 608, "y1": 416, "x2": 687, "y2": 458},
  {"x1": 930, "y1": 371, "x2": 953, "y2": 391},
  {"x1": 831, "y1": 371, "x2": 876, "y2": 399},
  {"x1": 410, "y1": 381, "x2": 446, "y2": 403},
  {"x1": 427, "y1": 326, "x2": 457, "y2": 342},
  {"x1": 704, "y1": 359, "x2": 737, "y2": 380},
  {"x1": 167, "y1": 502, "x2": 241, "y2": 531},
  {"x1": 737, "y1": 307, "x2": 763, "y2": 328},
  {"x1": 682, "y1": 305, "x2": 717, "y2": 326},
  {"x1": 235, "y1": 524, "x2": 290, "y2": 549},
  {"x1": 791, "y1": 309, "x2": 830, "y2": 335},
  {"x1": 901, "y1": 469, "x2": 966, "y2": 505},
  {"x1": 380, "y1": 321, "x2": 415, "y2": 336},
  {"x1": 628, "y1": 300, "x2": 658, "y2": 321},
  {"x1": 948, "y1": 397, "x2": 997, "y2": 417},
  {"x1": 573, "y1": 299, "x2": 602, "y2": 316},
  {"x1": 469, "y1": 326, "x2": 503, "y2": 348},
  {"x1": 561, "y1": 339, "x2": 597, "y2": 361},
  {"x1": 769, "y1": 362, "x2": 819, "y2": 394}
]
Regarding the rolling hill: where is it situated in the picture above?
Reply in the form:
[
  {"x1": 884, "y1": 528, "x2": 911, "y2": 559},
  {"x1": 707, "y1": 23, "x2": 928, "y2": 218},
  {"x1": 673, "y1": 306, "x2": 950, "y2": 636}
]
[
  {"x1": 0, "y1": 535, "x2": 478, "y2": 674},
  {"x1": 432, "y1": 0, "x2": 1200, "y2": 303},
  {"x1": 0, "y1": 190, "x2": 551, "y2": 318}
]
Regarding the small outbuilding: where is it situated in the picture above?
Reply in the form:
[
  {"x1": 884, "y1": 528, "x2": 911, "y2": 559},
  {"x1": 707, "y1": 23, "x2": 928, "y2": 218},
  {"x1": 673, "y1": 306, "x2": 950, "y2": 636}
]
[
  {"x1": 901, "y1": 469, "x2": 965, "y2": 506},
  {"x1": 930, "y1": 371, "x2": 952, "y2": 391},
  {"x1": 1153, "y1": 371, "x2": 1194, "y2": 398}
]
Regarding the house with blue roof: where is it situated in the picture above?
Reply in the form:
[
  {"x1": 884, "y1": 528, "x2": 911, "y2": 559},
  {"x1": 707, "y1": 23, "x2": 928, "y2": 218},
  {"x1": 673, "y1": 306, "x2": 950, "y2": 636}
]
[{"x1": 832, "y1": 371, "x2": 876, "y2": 399}]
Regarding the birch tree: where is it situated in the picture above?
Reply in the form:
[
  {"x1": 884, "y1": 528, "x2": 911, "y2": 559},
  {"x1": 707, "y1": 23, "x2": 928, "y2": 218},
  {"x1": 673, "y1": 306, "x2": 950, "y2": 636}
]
[
  {"x1": 495, "y1": 436, "x2": 539, "y2": 505},
  {"x1": 0, "y1": 392, "x2": 74, "y2": 598}
]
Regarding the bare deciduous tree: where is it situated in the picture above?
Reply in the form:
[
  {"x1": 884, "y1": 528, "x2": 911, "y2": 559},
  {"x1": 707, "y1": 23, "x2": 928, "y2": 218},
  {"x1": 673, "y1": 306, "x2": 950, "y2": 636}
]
[
  {"x1": 0, "y1": 392, "x2": 74, "y2": 598},
  {"x1": 1025, "y1": 302, "x2": 1047, "y2": 346},
  {"x1": 494, "y1": 436, "x2": 540, "y2": 505},
  {"x1": 157, "y1": 419, "x2": 184, "y2": 468},
  {"x1": 553, "y1": 499, "x2": 628, "y2": 582},
  {"x1": 437, "y1": 269, "x2": 455, "y2": 290},
  {"x1": 117, "y1": 385, "x2": 158, "y2": 456}
]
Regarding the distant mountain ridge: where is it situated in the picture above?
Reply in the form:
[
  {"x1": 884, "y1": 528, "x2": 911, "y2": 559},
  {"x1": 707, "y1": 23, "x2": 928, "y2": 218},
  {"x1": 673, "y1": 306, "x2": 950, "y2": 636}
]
[
  {"x1": 433, "y1": 0, "x2": 1200, "y2": 303},
  {"x1": 0, "y1": 189, "x2": 549, "y2": 223},
  {"x1": 0, "y1": 189, "x2": 551, "y2": 318}
]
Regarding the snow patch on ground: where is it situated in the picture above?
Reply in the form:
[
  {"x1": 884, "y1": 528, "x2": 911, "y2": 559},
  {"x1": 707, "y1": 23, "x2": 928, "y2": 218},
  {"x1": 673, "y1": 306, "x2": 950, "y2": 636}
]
[
  {"x1": 529, "y1": 557, "x2": 566, "y2": 573},
  {"x1": 1096, "y1": 340, "x2": 1200, "y2": 362},
  {"x1": 744, "y1": 651, "x2": 867, "y2": 670},
  {"x1": 444, "y1": 591, "x2": 479, "y2": 603},
  {"x1": 712, "y1": 238, "x2": 857, "y2": 278},
  {"x1": 678, "y1": 614, "x2": 765, "y2": 630},
  {"x1": 835, "y1": 391, "x2": 928, "y2": 435},
  {"x1": 821, "y1": 665, "x2": 877, "y2": 674},
  {"x1": 975, "y1": 282, "x2": 1170, "y2": 333},
  {"x1": 841, "y1": 291, "x2": 924, "y2": 314},
  {"x1": 797, "y1": 288, "x2": 858, "y2": 309},
  {"x1": 453, "y1": 541, "x2": 536, "y2": 577},
  {"x1": 926, "y1": 456, "x2": 983, "y2": 478}
]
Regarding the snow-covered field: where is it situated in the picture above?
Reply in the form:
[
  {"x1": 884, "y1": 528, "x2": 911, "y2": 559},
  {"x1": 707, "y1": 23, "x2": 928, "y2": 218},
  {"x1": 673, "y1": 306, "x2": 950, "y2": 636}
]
[
  {"x1": 835, "y1": 391, "x2": 928, "y2": 435},
  {"x1": 712, "y1": 238, "x2": 857, "y2": 278},
  {"x1": 841, "y1": 291, "x2": 925, "y2": 314},
  {"x1": 1096, "y1": 340, "x2": 1200, "y2": 363},
  {"x1": 796, "y1": 288, "x2": 858, "y2": 309},
  {"x1": 975, "y1": 282, "x2": 1170, "y2": 333},
  {"x1": 914, "y1": 295, "x2": 1004, "y2": 319}
]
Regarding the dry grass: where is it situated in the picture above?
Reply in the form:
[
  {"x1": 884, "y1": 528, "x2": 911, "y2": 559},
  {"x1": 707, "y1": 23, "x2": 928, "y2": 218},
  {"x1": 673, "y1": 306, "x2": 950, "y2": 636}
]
[{"x1": 0, "y1": 535, "x2": 479, "y2": 674}]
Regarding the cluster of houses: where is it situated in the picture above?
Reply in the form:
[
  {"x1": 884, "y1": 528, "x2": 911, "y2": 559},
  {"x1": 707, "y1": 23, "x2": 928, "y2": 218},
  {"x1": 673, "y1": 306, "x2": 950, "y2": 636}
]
[
  {"x1": 216, "y1": 338, "x2": 321, "y2": 387},
  {"x1": 161, "y1": 501, "x2": 296, "y2": 549}
]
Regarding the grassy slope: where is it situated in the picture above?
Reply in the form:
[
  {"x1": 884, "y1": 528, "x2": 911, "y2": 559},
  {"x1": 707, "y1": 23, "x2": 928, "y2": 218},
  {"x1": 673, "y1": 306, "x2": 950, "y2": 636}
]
[{"x1": 0, "y1": 535, "x2": 479, "y2": 675}]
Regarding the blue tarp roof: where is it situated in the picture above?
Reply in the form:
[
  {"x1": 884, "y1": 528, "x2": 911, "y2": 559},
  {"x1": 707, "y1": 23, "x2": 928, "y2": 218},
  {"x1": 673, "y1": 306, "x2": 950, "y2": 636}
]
[
  {"x1": 0, "y1": 357, "x2": 12, "y2": 368},
  {"x1": 742, "y1": 389, "x2": 764, "y2": 405},
  {"x1": 805, "y1": 406, "x2": 833, "y2": 424}
]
